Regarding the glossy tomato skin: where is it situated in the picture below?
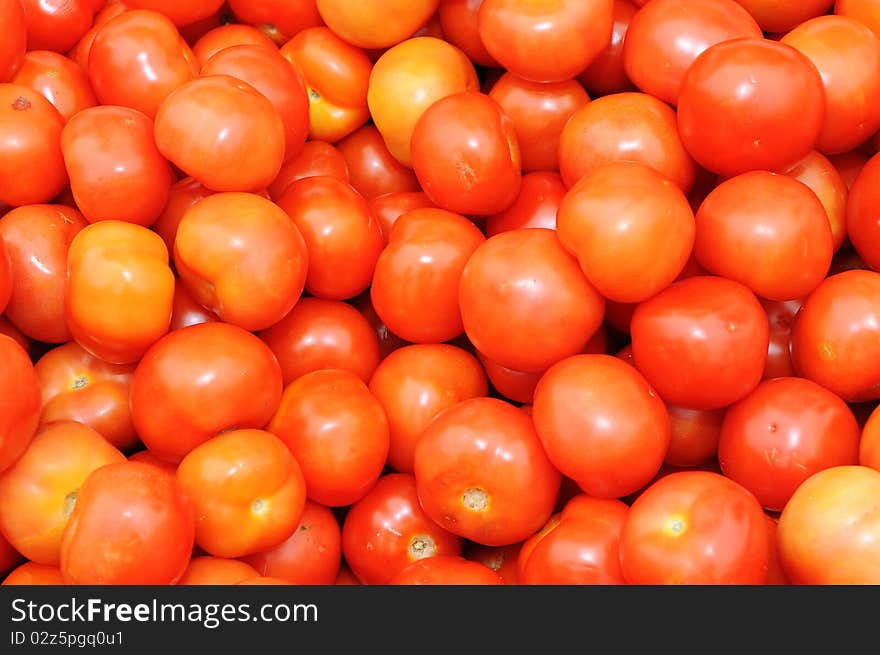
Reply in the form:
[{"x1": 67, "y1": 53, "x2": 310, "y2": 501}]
[
  {"x1": 371, "y1": 208, "x2": 485, "y2": 344},
  {"x1": 342, "y1": 473, "x2": 462, "y2": 584},
  {"x1": 336, "y1": 125, "x2": 419, "y2": 199},
  {"x1": 777, "y1": 466, "x2": 880, "y2": 584},
  {"x1": 0, "y1": 0, "x2": 27, "y2": 82},
  {"x1": 65, "y1": 221, "x2": 174, "y2": 365},
  {"x1": 67, "y1": 1, "x2": 129, "y2": 72},
  {"x1": 369, "y1": 344, "x2": 488, "y2": 473},
  {"x1": 130, "y1": 322, "x2": 283, "y2": 463},
  {"x1": 411, "y1": 91, "x2": 521, "y2": 216},
  {"x1": 316, "y1": 0, "x2": 438, "y2": 49},
  {"x1": 12, "y1": 50, "x2": 97, "y2": 121},
  {"x1": 60, "y1": 461, "x2": 195, "y2": 584},
  {"x1": 620, "y1": 471, "x2": 769, "y2": 584},
  {"x1": 0, "y1": 336, "x2": 41, "y2": 475},
  {"x1": 228, "y1": 0, "x2": 322, "y2": 45},
  {"x1": 665, "y1": 406, "x2": 724, "y2": 468},
  {"x1": 578, "y1": 0, "x2": 637, "y2": 96},
  {"x1": 191, "y1": 24, "x2": 277, "y2": 67},
  {"x1": 677, "y1": 38, "x2": 825, "y2": 178},
  {"x1": 718, "y1": 377, "x2": 860, "y2": 511},
  {"x1": 61, "y1": 105, "x2": 173, "y2": 226},
  {"x1": 19, "y1": 0, "x2": 100, "y2": 54},
  {"x1": 459, "y1": 229, "x2": 605, "y2": 373},
  {"x1": 631, "y1": 276, "x2": 769, "y2": 410},
  {"x1": 846, "y1": 153, "x2": 880, "y2": 270},
  {"x1": 126, "y1": 0, "x2": 224, "y2": 27},
  {"x1": 178, "y1": 557, "x2": 259, "y2": 585},
  {"x1": 0, "y1": 204, "x2": 87, "y2": 343},
  {"x1": 389, "y1": 555, "x2": 504, "y2": 585},
  {"x1": 485, "y1": 172, "x2": 564, "y2": 237},
  {"x1": 414, "y1": 397, "x2": 561, "y2": 546},
  {"x1": 533, "y1": 355, "x2": 670, "y2": 499},
  {"x1": 784, "y1": 150, "x2": 847, "y2": 252}
]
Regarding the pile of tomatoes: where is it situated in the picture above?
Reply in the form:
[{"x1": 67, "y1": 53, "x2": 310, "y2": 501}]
[{"x1": 1, "y1": 0, "x2": 880, "y2": 587}]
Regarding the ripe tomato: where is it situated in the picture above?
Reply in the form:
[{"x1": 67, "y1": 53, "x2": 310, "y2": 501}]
[
  {"x1": 0, "y1": 204, "x2": 87, "y2": 343},
  {"x1": 677, "y1": 38, "x2": 825, "y2": 177},
  {"x1": 342, "y1": 473, "x2": 462, "y2": 584},
  {"x1": 60, "y1": 461, "x2": 194, "y2": 584},
  {"x1": 370, "y1": 191, "x2": 436, "y2": 242},
  {"x1": 414, "y1": 397, "x2": 561, "y2": 546},
  {"x1": 192, "y1": 24, "x2": 277, "y2": 67},
  {"x1": 130, "y1": 322, "x2": 283, "y2": 463},
  {"x1": 2, "y1": 563, "x2": 64, "y2": 586},
  {"x1": 0, "y1": 0, "x2": 26, "y2": 82},
  {"x1": 0, "y1": 421, "x2": 125, "y2": 565},
  {"x1": 173, "y1": 193, "x2": 308, "y2": 331},
  {"x1": 777, "y1": 466, "x2": 880, "y2": 584},
  {"x1": 783, "y1": 151, "x2": 847, "y2": 252},
  {"x1": 371, "y1": 208, "x2": 485, "y2": 344},
  {"x1": 66, "y1": 221, "x2": 173, "y2": 364},
  {"x1": 533, "y1": 354, "x2": 670, "y2": 499},
  {"x1": 557, "y1": 161, "x2": 695, "y2": 303},
  {"x1": 390, "y1": 555, "x2": 504, "y2": 585},
  {"x1": 558, "y1": 92, "x2": 696, "y2": 193},
  {"x1": 0, "y1": 84, "x2": 67, "y2": 206},
  {"x1": 460, "y1": 229, "x2": 605, "y2": 373},
  {"x1": 485, "y1": 171, "x2": 564, "y2": 237},
  {"x1": 0, "y1": 336, "x2": 41, "y2": 475},
  {"x1": 578, "y1": 0, "x2": 638, "y2": 96},
  {"x1": 19, "y1": 0, "x2": 100, "y2": 54},
  {"x1": 276, "y1": 176, "x2": 383, "y2": 301},
  {"x1": 12, "y1": 50, "x2": 97, "y2": 121},
  {"x1": 665, "y1": 405, "x2": 724, "y2": 468},
  {"x1": 267, "y1": 369, "x2": 390, "y2": 507},
  {"x1": 67, "y1": 1, "x2": 129, "y2": 72},
  {"x1": 734, "y1": 0, "x2": 834, "y2": 33},
  {"x1": 177, "y1": 429, "x2": 307, "y2": 558},
  {"x1": 845, "y1": 153, "x2": 880, "y2": 270},
  {"x1": 227, "y1": 0, "x2": 321, "y2": 45},
  {"x1": 178, "y1": 557, "x2": 259, "y2": 585},
  {"x1": 620, "y1": 470, "x2": 769, "y2": 584},
  {"x1": 631, "y1": 276, "x2": 769, "y2": 410},
  {"x1": 336, "y1": 125, "x2": 420, "y2": 199},
  {"x1": 860, "y1": 405, "x2": 880, "y2": 471},
  {"x1": 243, "y1": 501, "x2": 341, "y2": 584},
  {"x1": 34, "y1": 341, "x2": 139, "y2": 451},
  {"x1": 438, "y1": 0, "x2": 498, "y2": 68},
  {"x1": 268, "y1": 140, "x2": 349, "y2": 201},
  {"x1": 125, "y1": 0, "x2": 224, "y2": 27},
  {"x1": 369, "y1": 344, "x2": 488, "y2": 473},
  {"x1": 316, "y1": 0, "x2": 439, "y2": 49},
  {"x1": 169, "y1": 279, "x2": 218, "y2": 332}
]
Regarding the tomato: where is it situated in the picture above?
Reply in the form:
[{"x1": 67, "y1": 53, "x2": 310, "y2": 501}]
[
  {"x1": 267, "y1": 369, "x2": 390, "y2": 507},
  {"x1": 0, "y1": 317, "x2": 28, "y2": 354},
  {"x1": 460, "y1": 229, "x2": 605, "y2": 373},
  {"x1": 342, "y1": 473, "x2": 462, "y2": 584},
  {"x1": 169, "y1": 280, "x2": 218, "y2": 332},
  {"x1": 734, "y1": 0, "x2": 834, "y2": 33},
  {"x1": 761, "y1": 298, "x2": 803, "y2": 381},
  {"x1": 281, "y1": 27, "x2": 372, "y2": 144},
  {"x1": 791, "y1": 270, "x2": 880, "y2": 402},
  {"x1": 485, "y1": 172, "x2": 564, "y2": 237},
  {"x1": 192, "y1": 24, "x2": 277, "y2": 67},
  {"x1": 227, "y1": 0, "x2": 322, "y2": 45},
  {"x1": 12, "y1": 50, "x2": 97, "y2": 121},
  {"x1": 533, "y1": 355, "x2": 669, "y2": 499},
  {"x1": 88, "y1": 10, "x2": 198, "y2": 119},
  {"x1": 576, "y1": 1, "x2": 634, "y2": 97},
  {"x1": 390, "y1": 555, "x2": 504, "y2": 584},
  {"x1": 65, "y1": 221, "x2": 174, "y2": 364},
  {"x1": 623, "y1": 0, "x2": 761, "y2": 106},
  {"x1": 860, "y1": 405, "x2": 880, "y2": 471},
  {"x1": 719, "y1": 378, "x2": 860, "y2": 512},
  {"x1": 0, "y1": 0, "x2": 26, "y2": 82},
  {"x1": 665, "y1": 406, "x2": 724, "y2": 468},
  {"x1": 67, "y1": 1, "x2": 129, "y2": 72},
  {"x1": 558, "y1": 161, "x2": 695, "y2": 303},
  {"x1": 414, "y1": 397, "x2": 561, "y2": 546},
  {"x1": 19, "y1": 0, "x2": 100, "y2": 54},
  {"x1": 438, "y1": 0, "x2": 497, "y2": 68},
  {"x1": 777, "y1": 466, "x2": 880, "y2": 584},
  {"x1": 177, "y1": 429, "x2": 306, "y2": 558},
  {"x1": 367, "y1": 37, "x2": 479, "y2": 167},
  {"x1": 845, "y1": 153, "x2": 880, "y2": 270},
  {"x1": 836, "y1": 0, "x2": 880, "y2": 36},
  {"x1": 2, "y1": 562, "x2": 64, "y2": 585},
  {"x1": 476, "y1": 352, "x2": 542, "y2": 405},
  {"x1": 371, "y1": 208, "x2": 485, "y2": 344},
  {"x1": 370, "y1": 191, "x2": 437, "y2": 242},
  {"x1": 125, "y1": 0, "x2": 224, "y2": 27},
  {"x1": 0, "y1": 204, "x2": 87, "y2": 343},
  {"x1": 478, "y1": 0, "x2": 613, "y2": 83},
  {"x1": 243, "y1": 501, "x2": 341, "y2": 584},
  {"x1": 0, "y1": 84, "x2": 67, "y2": 206},
  {"x1": 830, "y1": 150, "x2": 869, "y2": 191},
  {"x1": 631, "y1": 276, "x2": 769, "y2": 410},
  {"x1": 130, "y1": 322, "x2": 283, "y2": 463},
  {"x1": 152, "y1": 177, "x2": 214, "y2": 252},
  {"x1": 317, "y1": 0, "x2": 438, "y2": 49},
  {"x1": 0, "y1": 336, "x2": 40, "y2": 475},
  {"x1": 34, "y1": 342, "x2": 139, "y2": 451},
  {"x1": 677, "y1": 38, "x2": 825, "y2": 178},
  {"x1": 463, "y1": 542, "x2": 520, "y2": 584},
  {"x1": 178, "y1": 557, "x2": 259, "y2": 585},
  {"x1": 128, "y1": 449, "x2": 176, "y2": 473},
  {"x1": 559, "y1": 92, "x2": 696, "y2": 193},
  {"x1": 783, "y1": 151, "x2": 847, "y2": 252},
  {"x1": 336, "y1": 125, "x2": 420, "y2": 199},
  {"x1": 268, "y1": 140, "x2": 349, "y2": 201},
  {"x1": 352, "y1": 292, "x2": 410, "y2": 360},
  {"x1": 154, "y1": 75, "x2": 285, "y2": 192},
  {"x1": 0, "y1": 421, "x2": 125, "y2": 565},
  {"x1": 620, "y1": 470, "x2": 769, "y2": 584},
  {"x1": 369, "y1": 344, "x2": 488, "y2": 473},
  {"x1": 60, "y1": 461, "x2": 194, "y2": 584},
  {"x1": 201, "y1": 45, "x2": 309, "y2": 162},
  {"x1": 276, "y1": 176, "x2": 383, "y2": 300}
]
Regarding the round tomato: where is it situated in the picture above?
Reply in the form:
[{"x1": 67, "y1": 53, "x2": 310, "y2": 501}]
[
  {"x1": 783, "y1": 150, "x2": 847, "y2": 252},
  {"x1": 665, "y1": 405, "x2": 724, "y2": 468},
  {"x1": 336, "y1": 125, "x2": 419, "y2": 199},
  {"x1": 19, "y1": 0, "x2": 100, "y2": 54},
  {"x1": 228, "y1": 0, "x2": 321, "y2": 45},
  {"x1": 12, "y1": 50, "x2": 97, "y2": 121}
]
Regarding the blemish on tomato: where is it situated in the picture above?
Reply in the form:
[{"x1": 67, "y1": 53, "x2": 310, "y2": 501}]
[{"x1": 12, "y1": 97, "x2": 31, "y2": 111}]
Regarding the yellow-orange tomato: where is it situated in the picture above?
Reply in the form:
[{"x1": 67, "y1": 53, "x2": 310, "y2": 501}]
[
  {"x1": 65, "y1": 221, "x2": 174, "y2": 365},
  {"x1": 316, "y1": 0, "x2": 439, "y2": 49},
  {"x1": 178, "y1": 556, "x2": 260, "y2": 585},
  {"x1": 281, "y1": 27, "x2": 372, "y2": 143},
  {"x1": 367, "y1": 37, "x2": 479, "y2": 166},
  {"x1": 0, "y1": 421, "x2": 125, "y2": 565},
  {"x1": 176, "y1": 429, "x2": 307, "y2": 558}
]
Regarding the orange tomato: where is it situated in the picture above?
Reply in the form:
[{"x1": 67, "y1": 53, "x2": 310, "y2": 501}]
[
  {"x1": 267, "y1": 140, "x2": 350, "y2": 200},
  {"x1": 192, "y1": 23, "x2": 278, "y2": 67},
  {"x1": 316, "y1": 0, "x2": 439, "y2": 49},
  {"x1": 12, "y1": 50, "x2": 97, "y2": 121},
  {"x1": 2, "y1": 562, "x2": 64, "y2": 585},
  {"x1": 0, "y1": 336, "x2": 41, "y2": 474},
  {"x1": 177, "y1": 556, "x2": 259, "y2": 585}
]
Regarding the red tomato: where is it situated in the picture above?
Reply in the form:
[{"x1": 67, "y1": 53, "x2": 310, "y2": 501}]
[
  {"x1": 485, "y1": 171, "x2": 564, "y2": 237},
  {"x1": 125, "y1": 0, "x2": 224, "y2": 27},
  {"x1": 0, "y1": 0, "x2": 27, "y2": 82},
  {"x1": 735, "y1": 0, "x2": 834, "y2": 33},
  {"x1": 369, "y1": 191, "x2": 437, "y2": 242},
  {"x1": 783, "y1": 150, "x2": 847, "y2": 252},
  {"x1": 192, "y1": 24, "x2": 277, "y2": 67},
  {"x1": 0, "y1": 336, "x2": 41, "y2": 475},
  {"x1": 578, "y1": 0, "x2": 638, "y2": 97},
  {"x1": 438, "y1": 0, "x2": 498, "y2": 68},
  {"x1": 12, "y1": 50, "x2": 97, "y2": 121},
  {"x1": 316, "y1": 0, "x2": 439, "y2": 49},
  {"x1": 845, "y1": 153, "x2": 880, "y2": 270},
  {"x1": 389, "y1": 555, "x2": 504, "y2": 585},
  {"x1": 2, "y1": 562, "x2": 64, "y2": 585},
  {"x1": 228, "y1": 0, "x2": 322, "y2": 45},
  {"x1": 178, "y1": 557, "x2": 259, "y2": 585},
  {"x1": 336, "y1": 125, "x2": 420, "y2": 199},
  {"x1": 665, "y1": 406, "x2": 724, "y2": 468},
  {"x1": 620, "y1": 470, "x2": 769, "y2": 584},
  {"x1": 19, "y1": 0, "x2": 100, "y2": 54},
  {"x1": 168, "y1": 278, "x2": 218, "y2": 332},
  {"x1": 268, "y1": 140, "x2": 349, "y2": 201},
  {"x1": 151, "y1": 177, "x2": 214, "y2": 252},
  {"x1": 67, "y1": 1, "x2": 129, "y2": 72}
]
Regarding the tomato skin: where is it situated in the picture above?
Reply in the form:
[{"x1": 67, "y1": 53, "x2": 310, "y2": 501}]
[
  {"x1": 125, "y1": 0, "x2": 224, "y2": 27},
  {"x1": 178, "y1": 557, "x2": 259, "y2": 585},
  {"x1": 342, "y1": 473, "x2": 462, "y2": 584},
  {"x1": 370, "y1": 191, "x2": 436, "y2": 243},
  {"x1": 317, "y1": 0, "x2": 439, "y2": 49},
  {"x1": 845, "y1": 153, "x2": 880, "y2": 271},
  {"x1": 783, "y1": 150, "x2": 847, "y2": 252},
  {"x1": 0, "y1": 421, "x2": 125, "y2": 565},
  {"x1": 65, "y1": 221, "x2": 174, "y2": 365},
  {"x1": 336, "y1": 125, "x2": 419, "y2": 199},
  {"x1": 60, "y1": 461, "x2": 195, "y2": 584},
  {"x1": 0, "y1": 0, "x2": 27, "y2": 83},
  {"x1": 533, "y1": 354, "x2": 670, "y2": 499},
  {"x1": 389, "y1": 555, "x2": 504, "y2": 585},
  {"x1": 459, "y1": 229, "x2": 605, "y2": 374},
  {"x1": 777, "y1": 465, "x2": 880, "y2": 584},
  {"x1": 0, "y1": 336, "x2": 41, "y2": 475},
  {"x1": 192, "y1": 24, "x2": 277, "y2": 67},
  {"x1": 620, "y1": 471, "x2": 769, "y2": 584},
  {"x1": 761, "y1": 298, "x2": 802, "y2": 381},
  {"x1": 152, "y1": 177, "x2": 213, "y2": 253},
  {"x1": 268, "y1": 141, "x2": 349, "y2": 201},
  {"x1": 463, "y1": 542, "x2": 520, "y2": 584},
  {"x1": 169, "y1": 277, "x2": 218, "y2": 332},
  {"x1": 371, "y1": 208, "x2": 485, "y2": 344},
  {"x1": 439, "y1": 0, "x2": 498, "y2": 68},
  {"x1": 0, "y1": 204, "x2": 87, "y2": 343},
  {"x1": 2, "y1": 562, "x2": 64, "y2": 585},
  {"x1": 0, "y1": 317, "x2": 29, "y2": 354},
  {"x1": 12, "y1": 50, "x2": 97, "y2": 121},
  {"x1": 0, "y1": 84, "x2": 68, "y2": 207},
  {"x1": 631, "y1": 276, "x2": 769, "y2": 411},
  {"x1": 19, "y1": 0, "x2": 99, "y2": 54},
  {"x1": 369, "y1": 344, "x2": 488, "y2": 473},
  {"x1": 67, "y1": 1, "x2": 130, "y2": 72},
  {"x1": 485, "y1": 172, "x2": 564, "y2": 237},
  {"x1": 173, "y1": 193, "x2": 308, "y2": 331},
  {"x1": 665, "y1": 406, "x2": 723, "y2": 468},
  {"x1": 861, "y1": 406, "x2": 880, "y2": 471},
  {"x1": 177, "y1": 429, "x2": 307, "y2": 558},
  {"x1": 130, "y1": 322, "x2": 283, "y2": 463},
  {"x1": 267, "y1": 369, "x2": 390, "y2": 507},
  {"x1": 735, "y1": 0, "x2": 834, "y2": 33},
  {"x1": 414, "y1": 397, "x2": 561, "y2": 546}
]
